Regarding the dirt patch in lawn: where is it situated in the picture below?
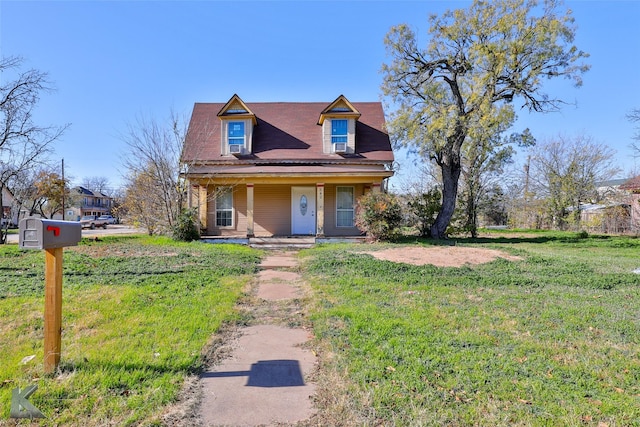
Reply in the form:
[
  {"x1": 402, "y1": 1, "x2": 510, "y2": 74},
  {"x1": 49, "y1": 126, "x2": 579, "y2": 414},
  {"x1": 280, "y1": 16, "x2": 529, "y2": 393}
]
[{"x1": 366, "y1": 246, "x2": 522, "y2": 267}]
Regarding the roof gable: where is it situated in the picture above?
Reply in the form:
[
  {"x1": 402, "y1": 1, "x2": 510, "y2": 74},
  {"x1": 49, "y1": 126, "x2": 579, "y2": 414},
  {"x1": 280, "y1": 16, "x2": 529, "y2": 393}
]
[
  {"x1": 318, "y1": 94, "x2": 361, "y2": 125},
  {"x1": 217, "y1": 94, "x2": 257, "y2": 125}
]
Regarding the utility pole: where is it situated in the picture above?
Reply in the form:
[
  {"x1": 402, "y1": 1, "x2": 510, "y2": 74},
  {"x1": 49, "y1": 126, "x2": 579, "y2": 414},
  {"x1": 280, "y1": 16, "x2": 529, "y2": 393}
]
[{"x1": 523, "y1": 155, "x2": 530, "y2": 228}]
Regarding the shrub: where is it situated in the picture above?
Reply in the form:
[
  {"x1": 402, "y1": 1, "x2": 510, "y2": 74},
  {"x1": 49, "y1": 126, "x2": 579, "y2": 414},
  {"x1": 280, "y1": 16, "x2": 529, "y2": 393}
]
[
  {"x1": 576, "y1": 230, "x2": 589, "y2": 239},
  {"x1": 172, "y1": 208, "x2": 200, "y2": 241},
  {"x1": 355, "y1": 191, "x2": 403, "y2": 241}
]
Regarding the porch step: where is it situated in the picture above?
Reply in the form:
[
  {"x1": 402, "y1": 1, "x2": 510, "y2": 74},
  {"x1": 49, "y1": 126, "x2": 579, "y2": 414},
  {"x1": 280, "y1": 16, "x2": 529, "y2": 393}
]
[{"x1": 249, "y1": 237, "x2": 316, "y2": 250}]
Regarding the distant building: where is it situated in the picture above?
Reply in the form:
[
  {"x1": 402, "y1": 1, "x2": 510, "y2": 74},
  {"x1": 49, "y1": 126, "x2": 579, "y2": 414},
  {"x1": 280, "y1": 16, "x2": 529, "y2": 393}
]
[
  {"x1": 66, "y1": 186, "x2": 113, "y2": 220},
  {"x1": 595, "y1": 178, "x2": 629, "y2": 202},
  {"x1": 1, "y1": 186, "x2": 18, "y2": 226},
  {"x1": 619, "y1": 176, "x2": 640, "y2": 232}
]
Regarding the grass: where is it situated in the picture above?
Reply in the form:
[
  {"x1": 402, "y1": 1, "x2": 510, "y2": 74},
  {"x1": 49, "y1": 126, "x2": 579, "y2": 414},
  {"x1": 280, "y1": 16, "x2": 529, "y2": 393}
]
[
  {"x1": 0, "y1": 235, "x2": 261, "y2": 426},
  {"x1": 2, "y1": 231, "x2": 639, "y2": 426},
  {"x1": 302, "y1": 233, "x2": 640, "y2": 426}
]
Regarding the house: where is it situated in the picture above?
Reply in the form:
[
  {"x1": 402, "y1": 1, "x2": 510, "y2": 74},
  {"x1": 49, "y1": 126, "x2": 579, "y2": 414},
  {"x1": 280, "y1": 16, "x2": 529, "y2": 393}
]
[
  {"x1": 67, "y1": 186, "x2": 113, "y2": 220},
  {"x1": 595, "y1": 178, "x2": 629, "y2": 202},
  {"x1": 620, "y1": 176, "x2": 640, "y2": 232},
  {"x1": 578, "y1": 203, "x2": 631, "y2": 234},
  {"x1": 181, "y1": 94, "x2": 394, "y2": 238},
  {"x1": 1, "y1": 186, "x2": 18, "y2": 226}
]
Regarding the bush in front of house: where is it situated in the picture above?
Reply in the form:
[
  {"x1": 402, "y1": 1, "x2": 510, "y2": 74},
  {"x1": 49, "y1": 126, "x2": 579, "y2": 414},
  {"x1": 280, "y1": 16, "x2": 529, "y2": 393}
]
[
  {"x1": 172, "y1": 208, "x2": 200, "y2": 242},
  {"x1": 355, "y1": 191, "x2": 403, "y2": 241}
]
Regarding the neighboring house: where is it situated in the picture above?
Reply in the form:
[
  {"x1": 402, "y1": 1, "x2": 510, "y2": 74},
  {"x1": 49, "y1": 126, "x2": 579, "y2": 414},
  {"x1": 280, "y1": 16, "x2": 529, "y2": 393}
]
[
  {"x1": 181, "y1": 94, "x2": 394, "y2": 237},
  {"x1": 1, "y1": 186, "x2": 18, "y2": 226},
  {"x1": 595, "y1": 178, "x2": 629, "y2": 203},
  {"x1": 620, "y1": 176, "x2": 640, "y2": 232},
  {"x1": 578, "y1": 203, "x2": 631, "y2": 234},
  {"x1": 67, "y1": 186, "x2": 113, "y2": 220}
]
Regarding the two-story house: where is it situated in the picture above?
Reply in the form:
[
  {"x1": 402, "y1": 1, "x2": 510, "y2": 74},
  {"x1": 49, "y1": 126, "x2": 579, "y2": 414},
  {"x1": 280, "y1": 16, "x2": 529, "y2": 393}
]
[
  {"x1": 68, "y1": 186, "x2": 113, "y2": 220},
  {"x1": 181, "y1": 94, "x2": 394, "y2": 238}
]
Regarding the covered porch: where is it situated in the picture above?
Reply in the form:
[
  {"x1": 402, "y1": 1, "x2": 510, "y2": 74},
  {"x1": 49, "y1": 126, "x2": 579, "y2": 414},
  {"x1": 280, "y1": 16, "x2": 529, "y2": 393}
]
[{"x1": 187, "y1": 167, "x2": 391, "y2": 238}]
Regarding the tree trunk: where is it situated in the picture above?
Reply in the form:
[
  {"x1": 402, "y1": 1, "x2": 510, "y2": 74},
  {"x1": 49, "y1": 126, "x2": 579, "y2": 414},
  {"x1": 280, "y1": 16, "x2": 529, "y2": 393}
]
[{"x1": 431, "y1": 154, "x2": 462, "y2": 239}]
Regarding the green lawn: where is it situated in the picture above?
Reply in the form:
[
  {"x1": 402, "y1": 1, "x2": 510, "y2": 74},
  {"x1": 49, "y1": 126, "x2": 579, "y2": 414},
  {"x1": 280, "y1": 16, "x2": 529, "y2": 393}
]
[
  {"x1": 302, "y1": 233, "x2": 640, "y2": 426},
  {"x1": 2, "y1": 232, "x2": 639, "y2": 426},
  {"x1": 0, "y1": 236, "x2": 261, "y2": 426}
]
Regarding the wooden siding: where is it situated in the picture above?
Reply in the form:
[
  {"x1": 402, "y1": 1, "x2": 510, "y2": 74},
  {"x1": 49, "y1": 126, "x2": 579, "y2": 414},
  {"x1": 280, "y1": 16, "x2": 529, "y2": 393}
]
[
  {"x1": 253, "y1": 185, "x2": 291, "y2": 236},
  {"x1": 203, "y1": 182, "x2": 373, "y2": 237},
  {"x1": 323, "y1": 184, "x2": 365, "y2": 236},
  {"x1": 206, "y1": 185, "x2": 247, "y2": 236}
]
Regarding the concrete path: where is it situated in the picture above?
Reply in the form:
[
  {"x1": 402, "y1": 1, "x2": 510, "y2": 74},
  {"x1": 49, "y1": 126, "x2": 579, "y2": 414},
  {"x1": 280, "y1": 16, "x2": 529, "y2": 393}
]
[{"x1": 200, "y1": 251, "x2": 316, "y2": 427}]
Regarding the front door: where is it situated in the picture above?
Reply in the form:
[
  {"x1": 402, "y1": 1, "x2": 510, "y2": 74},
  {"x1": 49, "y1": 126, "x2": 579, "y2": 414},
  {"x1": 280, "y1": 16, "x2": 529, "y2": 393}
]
[{"x1": 291, "y1": 187, "x2": 316, "y2": 235}]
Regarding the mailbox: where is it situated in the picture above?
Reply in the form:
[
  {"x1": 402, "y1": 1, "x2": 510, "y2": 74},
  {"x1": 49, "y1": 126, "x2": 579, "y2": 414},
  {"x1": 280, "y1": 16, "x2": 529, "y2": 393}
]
[{"x1": 19, "y1": 218, "x2": 82, "y2": 250}]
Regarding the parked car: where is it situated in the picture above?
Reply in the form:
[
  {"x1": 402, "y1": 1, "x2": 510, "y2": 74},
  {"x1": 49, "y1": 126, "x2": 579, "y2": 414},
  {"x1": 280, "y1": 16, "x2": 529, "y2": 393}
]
[
  {"x1": 97, "y1": 215, "x2": 116, "y2": 224},
  {"x1": 80, "y1": 215, "x2": 108, "y2": 229}
]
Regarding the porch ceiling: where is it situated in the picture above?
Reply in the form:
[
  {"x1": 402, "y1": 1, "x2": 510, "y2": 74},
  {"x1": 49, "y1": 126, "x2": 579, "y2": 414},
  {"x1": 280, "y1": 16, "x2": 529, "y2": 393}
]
[{"x1": 185, "y1": 164, "x2": 393, "y2": 184}]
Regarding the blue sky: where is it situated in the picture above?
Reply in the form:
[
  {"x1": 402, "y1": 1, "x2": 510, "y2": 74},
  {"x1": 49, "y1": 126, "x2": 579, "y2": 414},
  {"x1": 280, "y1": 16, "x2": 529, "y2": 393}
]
[{"x1": 1, "y1": 1, "x2": 639, "y2": 191}]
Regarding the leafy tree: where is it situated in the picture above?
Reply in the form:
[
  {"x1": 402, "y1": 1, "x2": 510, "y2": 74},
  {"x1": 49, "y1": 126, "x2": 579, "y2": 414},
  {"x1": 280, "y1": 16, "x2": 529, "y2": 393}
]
[
  {"x1": 479, "y1": 185, "x2": 510, "y2": 226},
  {"x1": 529, "y1": 134, "x2": 618, "y2": 230},
  {"x1": 381, "y1": 0, "x2": 589, "y2": 238},
  {"x1": 459, "y1": 129, "x2": 535, "y2": 236},
  {"x1": 123, "y1": 168, "x2": 162, "y2": 235},
  {"x1": 407, "y1": 188, "x2": 441, "y2": 237},
  {"x1": 33, "y1": 170, "x2": 71, "y2": 219}
]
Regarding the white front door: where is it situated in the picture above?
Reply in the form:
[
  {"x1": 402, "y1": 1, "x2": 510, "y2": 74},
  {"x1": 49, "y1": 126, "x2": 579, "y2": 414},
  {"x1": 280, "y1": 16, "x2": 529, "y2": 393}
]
[{"x1": 291, "y1": 187, "x2": 316, "y2": 235}]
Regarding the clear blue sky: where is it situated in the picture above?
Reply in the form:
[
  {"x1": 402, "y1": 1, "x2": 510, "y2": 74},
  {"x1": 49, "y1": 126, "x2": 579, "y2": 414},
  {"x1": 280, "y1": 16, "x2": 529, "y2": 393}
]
[{"x1": 2, "y1": 1, "x2": 639, "y2": 191}]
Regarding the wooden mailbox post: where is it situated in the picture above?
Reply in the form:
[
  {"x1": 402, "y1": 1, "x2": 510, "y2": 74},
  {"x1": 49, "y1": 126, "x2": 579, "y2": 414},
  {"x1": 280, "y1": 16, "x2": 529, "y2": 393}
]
[{"x1": 19, "y1": 218, "x2": 82, "y2": 374}]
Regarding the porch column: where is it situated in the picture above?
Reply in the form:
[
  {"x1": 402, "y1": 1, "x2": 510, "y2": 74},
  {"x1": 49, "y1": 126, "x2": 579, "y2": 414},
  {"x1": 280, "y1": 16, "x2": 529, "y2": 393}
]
[
  {"x1": 246, "y1": 183, "x2": 255, "y2": 238},
  {"x1": 187, "y1": 183, "x2": 193, "y2": 209},
  {"x1": 198, "y1": 185, "x2": 208, "y2": 231},
  {"x1": 316, "y1": 183, "x2": 325, "y2": 237}
]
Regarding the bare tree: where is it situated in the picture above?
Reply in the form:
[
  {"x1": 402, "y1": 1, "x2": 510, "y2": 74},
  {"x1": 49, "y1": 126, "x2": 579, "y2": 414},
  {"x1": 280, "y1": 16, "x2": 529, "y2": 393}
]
[
  {"x1": 0, "y1": 56, "x2": 68, "y2": 243},
  {"x1": 529, "y1": 134, "x2": 619, "y2": 230},
  {"x1": 80, "y1": 176, "x2": 112, "y2": 195},
  {"x1": 120, "y1": 112, "x2": 188, "y2": 235},
  {"x1": 629, "y1": 108, "x2": 640, "y2": 162}
]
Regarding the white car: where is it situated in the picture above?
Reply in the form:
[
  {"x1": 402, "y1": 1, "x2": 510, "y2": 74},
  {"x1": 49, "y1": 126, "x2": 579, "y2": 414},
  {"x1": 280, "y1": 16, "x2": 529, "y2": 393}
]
[{"x1": 97, "y1": 215, "x2": 116, "y2": 224}]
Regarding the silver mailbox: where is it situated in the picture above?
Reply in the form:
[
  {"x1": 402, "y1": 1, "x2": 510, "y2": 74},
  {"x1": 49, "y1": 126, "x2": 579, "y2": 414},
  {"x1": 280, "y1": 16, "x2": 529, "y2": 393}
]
[{"x1": 19, "y1": 218, "x2": 82, "y2": 250}]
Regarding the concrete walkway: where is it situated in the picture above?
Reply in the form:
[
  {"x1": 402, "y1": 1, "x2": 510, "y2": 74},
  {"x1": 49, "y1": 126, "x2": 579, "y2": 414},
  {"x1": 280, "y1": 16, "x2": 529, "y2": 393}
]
[{"x1": 200, "y1": 251, "x2": 316, "y2": 427}]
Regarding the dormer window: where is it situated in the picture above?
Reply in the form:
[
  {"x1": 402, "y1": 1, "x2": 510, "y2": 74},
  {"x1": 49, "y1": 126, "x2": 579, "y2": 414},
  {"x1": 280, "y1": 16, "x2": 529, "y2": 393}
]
[
  {"x1": 331, "y1": 119, "x2": 348, "y2": 153},
  {"x1": 319, "y1": 95, "x2": 361, "y2": 155},
  {"x1": 217, "y1": 94, "x2": 256, "y2": 156},
  {"x1": 228, "y1": 121, "x2": 245, "y2": 153},
  {"x1": 331, "y1": 120, "x2": 348, "y2": 143}
]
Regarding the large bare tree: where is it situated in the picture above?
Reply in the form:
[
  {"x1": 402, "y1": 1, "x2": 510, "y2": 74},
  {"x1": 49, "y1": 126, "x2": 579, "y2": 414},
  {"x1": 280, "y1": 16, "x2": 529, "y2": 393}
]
[
  {"x1": 0, "y1": 56, "x2": 68, "y2": 243},
  {"x1": 529, "y1": 134, "x2": 619, "y2": 230},
  {"x1": 120, "y1": 112, "x2": 188, "y2": 235},
  {"x1": 382, "y1": 0, "x2": 590, "y2": 238}
]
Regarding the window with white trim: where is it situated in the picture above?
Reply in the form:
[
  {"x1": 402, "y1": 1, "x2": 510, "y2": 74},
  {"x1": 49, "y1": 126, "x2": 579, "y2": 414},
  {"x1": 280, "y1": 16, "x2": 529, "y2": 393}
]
[
  {"x1": 336, "y1": 186, "x2": 355, "y2": 227},
  {"x1": 331, "y1": 119, "x2": 348, "y2": 143},
  {"x1": 228, "y1": 121, "x2": 245, "y2": 153},
  {"x1": 215, "y1": 187, "x2": 233, "y2": 227}
]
